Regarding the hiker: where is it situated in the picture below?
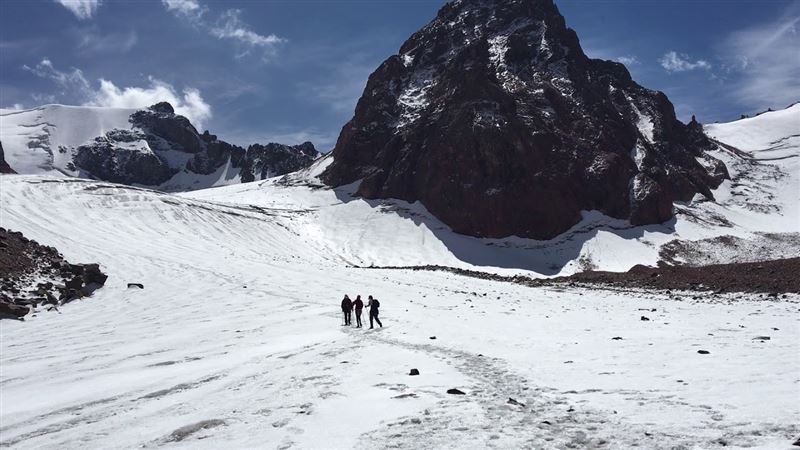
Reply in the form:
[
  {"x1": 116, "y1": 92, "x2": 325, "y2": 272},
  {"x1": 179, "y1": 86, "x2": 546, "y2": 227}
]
[
  {"x1": 366, "y1": 295, "x2": 383, "y2": 329},
  {"x1": 341, "y1": 295, "x2": 353, "y2": 326},
  {"x1": 353, "y1": 295, "x2": 364, "y2": 328}
]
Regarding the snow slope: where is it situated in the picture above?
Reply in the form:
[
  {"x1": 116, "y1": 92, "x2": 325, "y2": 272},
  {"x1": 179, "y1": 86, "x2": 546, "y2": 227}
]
[
  {"x1": 182, "y1": 105, "x2": 799, "y2": 276},
  {"x1": 1, "y1": 175, "x2": 798, "y2": 449},
  {"x1": 0, "y1": 105, "x2": 137, "y2": 175}
]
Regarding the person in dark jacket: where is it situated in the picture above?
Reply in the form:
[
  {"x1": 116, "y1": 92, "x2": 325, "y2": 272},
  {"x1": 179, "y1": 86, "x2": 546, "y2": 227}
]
[
  {"x1": 341, "y1": 295, "x2": 353, "y2": 326},
  {"x1": 366, "y1": 295, "x2": 382, "y2": 329},
  {"x1": 353, "y1": 295, "x2": 364, "y2": 328}
]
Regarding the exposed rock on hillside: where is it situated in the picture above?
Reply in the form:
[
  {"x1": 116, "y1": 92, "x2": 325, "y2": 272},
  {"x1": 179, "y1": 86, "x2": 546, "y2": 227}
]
[
  {"x1": 322, "y1": 0, "x2": 728, "y2": 239},
  {"x1": 241, "y1": 142, "x2": 319, "y2": 183},
  {"x1": 0, "y1": 142, "x2": 15, "y2": 174},
  {"x1": 0, "y1": 228, "x2": 108, "y2": 320}
]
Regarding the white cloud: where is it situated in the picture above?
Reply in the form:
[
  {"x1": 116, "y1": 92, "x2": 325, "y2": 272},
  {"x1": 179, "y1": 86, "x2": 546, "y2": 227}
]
[
  {"x1": 23, "y1": 58, "x2": 212, "y2": 129},
  {"x1": 659, "y1": 51, "x2": 711, "y2": 72},
  {"x1": 53, "y1": 0, "x2": 102, "y2": 20},
  {"x1": 74, "y1": 28, "x2": 138, "y2": 54},
  {"x1": 718, "y1": 8, "x2": 800, "y2": 110},
  {"x1": 89, "y1": 78, "x2": 212, "y2": 130},
  {"x1": 162, "y1": 0, "x2": 285, "y2": 61},
  {"x1": 614, "y1": 55, "x2": 639, "y2": 66},
  {"x1": 162, "y1": 0, "x2": 206, "y2": 22},
  {"x1": 32, "y1": 93, "x2": 58, "y2": 104},
  {"x1": 211, "y1": 9, "x2": 285, "y2": 56},
  {"x1": 23, "y1": 58, "x2": 92, "y2": 95}
]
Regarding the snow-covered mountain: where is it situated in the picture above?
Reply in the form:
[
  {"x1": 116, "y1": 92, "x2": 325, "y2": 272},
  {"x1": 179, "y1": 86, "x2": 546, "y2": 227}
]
[
  {"x1": 0, "y1": 103, "x2": 320, "y2": 191},
  {"x1": 0, "y1": 104, "x2": 798, "y2": 448},
  {"x1": 323, "y1": 0, "x2": 728, "y2": 240}
]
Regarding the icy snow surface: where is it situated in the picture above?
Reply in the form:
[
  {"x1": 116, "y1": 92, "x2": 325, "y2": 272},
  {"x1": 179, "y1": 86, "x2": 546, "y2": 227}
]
[
  {"x1": 0, "y1": 107, "x2": 798, "y2": 449},
  {"x1": 0, "y1": 105, "x2": 137, "y2": 174}
]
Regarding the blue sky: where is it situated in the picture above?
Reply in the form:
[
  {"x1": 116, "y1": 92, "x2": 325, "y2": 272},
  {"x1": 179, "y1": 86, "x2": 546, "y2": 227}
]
[{"x1": 1, "y1": 0, "x2": 798, "y2": 150}]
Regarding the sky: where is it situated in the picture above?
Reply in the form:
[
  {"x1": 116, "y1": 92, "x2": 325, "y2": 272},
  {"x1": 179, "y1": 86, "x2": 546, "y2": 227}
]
[{"x1": 1, "y1": 0, "x2": 798, "y2": 151}]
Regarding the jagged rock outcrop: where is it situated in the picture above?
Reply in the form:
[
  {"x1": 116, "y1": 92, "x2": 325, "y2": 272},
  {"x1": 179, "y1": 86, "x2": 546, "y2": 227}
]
[
  {"x1": 322, "y1": 0, "x2": 728, "y2": 239},
  {"x1": 70, "y1": 103, "x2": 318, "y2": 190},
  {"x1": 73, "y1": 104, "x2": 247, "y2": 188},
  {"x1": 0, "y1": 142, "x2": 15, "y2": 174},
  {"x1": 241, "y1": 142, "x2": 319, "y2": 182},
  {"x1": 73, "y1": 129, "x2": 177, "y2": 185},
  {"x1": 0, "y1": 228, "x2": 108, "y2": 320}
]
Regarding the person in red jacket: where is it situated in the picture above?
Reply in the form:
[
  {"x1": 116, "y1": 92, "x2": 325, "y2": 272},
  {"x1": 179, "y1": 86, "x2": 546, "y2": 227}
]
[{"x1": 353, "y1": 295, "x2": 364, "y2": 328}]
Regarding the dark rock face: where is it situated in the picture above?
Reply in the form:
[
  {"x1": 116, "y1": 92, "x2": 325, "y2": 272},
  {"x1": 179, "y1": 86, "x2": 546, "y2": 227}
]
[
  {"x1": 73, "y1": 129, "x2": 177, "y2": 185},
  {"x1": 0, "y1": 227, "x2": 108, "y2": 320},
  {"x1": 71, "y1": 103, "x2": 318, "y2": 190},
  {"x1": 0, "y1": 142, "x2": 16, "y2": 174},
  {"x1": 240, "y1": 142, "x2": 320, "y2": 183},
  {"x1": 322, "y1": 0, "x2": 728, "y2": 239}
]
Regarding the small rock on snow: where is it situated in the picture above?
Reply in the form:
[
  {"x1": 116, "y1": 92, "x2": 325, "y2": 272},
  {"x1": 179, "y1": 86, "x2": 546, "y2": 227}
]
[
  {"x1": 697, "y1": 350, "x2": 710, "y2": 354},
  {"x1": 409, "y1": 368, "x2": 420, "y2": 376},
  {"x1": 447, "y1": 388, "x2": 466, "y2": 395},
  {"x1": 507, "y1": 397, "x2": 525, "y2": 407}
]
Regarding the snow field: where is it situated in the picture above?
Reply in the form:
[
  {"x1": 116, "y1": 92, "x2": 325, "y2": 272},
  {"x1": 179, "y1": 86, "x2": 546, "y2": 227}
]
[{"x1": 1, "y1": 175, "x2": 798, "y2": 449}]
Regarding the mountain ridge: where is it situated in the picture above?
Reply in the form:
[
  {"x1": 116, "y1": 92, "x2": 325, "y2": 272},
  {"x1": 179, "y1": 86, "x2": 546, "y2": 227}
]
[{"x1": 0, "y1": 103, "x2": 320, "y2": 191}]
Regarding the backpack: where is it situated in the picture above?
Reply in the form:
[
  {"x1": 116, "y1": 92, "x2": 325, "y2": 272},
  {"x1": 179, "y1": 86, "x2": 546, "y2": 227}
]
[{"x1": 372, "y1": 299, "x2": 380, "y2": 308}]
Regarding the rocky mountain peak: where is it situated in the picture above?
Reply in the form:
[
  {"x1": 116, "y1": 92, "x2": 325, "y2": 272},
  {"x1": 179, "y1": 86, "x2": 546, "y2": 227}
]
[
  {"x1": 149, "y1": 101, "x2": 175, "y2": 114},
  {"x1": 322, "y1": 0, "x2": 728, "y2": 239},
  {"x1": 67, "y1": 103, "x2": 320, "y2": 190},
  {"x1": 240, "y1": 141, "x2": 320, "y2": 183}
]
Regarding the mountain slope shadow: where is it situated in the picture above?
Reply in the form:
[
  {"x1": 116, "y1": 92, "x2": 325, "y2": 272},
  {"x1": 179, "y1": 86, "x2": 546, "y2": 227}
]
[{"x1": 332, "y1": 185, "x2": 676, "y2": 275}]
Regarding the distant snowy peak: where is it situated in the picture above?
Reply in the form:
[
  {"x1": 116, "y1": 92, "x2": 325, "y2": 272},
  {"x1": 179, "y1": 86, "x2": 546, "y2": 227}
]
[
  {"x1": 323, "y1": 0, "x2": 727, "y2": 239},
  {"x1": 0, "y1": 103, "x2": 320, "y2": 191},
  {"x1": 0, "y1": 104, "x2": 138, "y2": 175}
]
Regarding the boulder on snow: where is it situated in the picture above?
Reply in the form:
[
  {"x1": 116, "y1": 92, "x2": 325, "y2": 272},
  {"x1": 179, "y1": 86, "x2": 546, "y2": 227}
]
[
  {"x1": 0, "y1": 301, "x2": 29, "y2": 319},
  {"x1": 83, "y1": 263, "x2": 108, "y2": 285},
  {"x1": 507, "y1": 397, "x2": 525, "y2": 407},
  {"x1": 446, "y1": 388, "x2": 466, "y2": 395},
  {"x1": 409, "y1": 368, "x2": 420, "y2": 376},
  {"x1": 65, "y1": 276, "x2": 84, "y2": 290}
]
